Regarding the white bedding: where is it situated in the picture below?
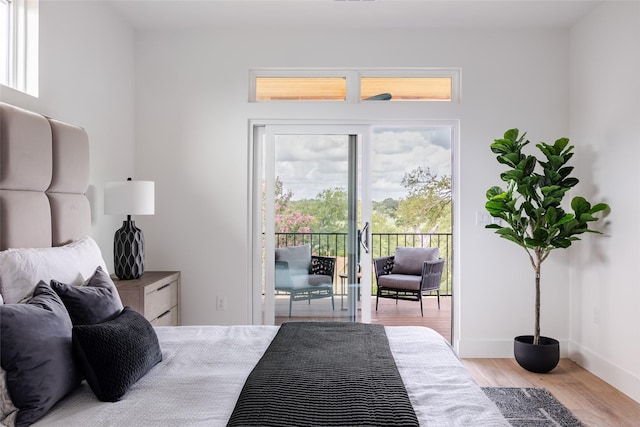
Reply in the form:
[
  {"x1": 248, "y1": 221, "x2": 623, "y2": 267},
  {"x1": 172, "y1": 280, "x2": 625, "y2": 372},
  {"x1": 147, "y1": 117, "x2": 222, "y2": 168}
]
[{"x1": 33, "y1": 325, "x2": 508, "y2": 427}]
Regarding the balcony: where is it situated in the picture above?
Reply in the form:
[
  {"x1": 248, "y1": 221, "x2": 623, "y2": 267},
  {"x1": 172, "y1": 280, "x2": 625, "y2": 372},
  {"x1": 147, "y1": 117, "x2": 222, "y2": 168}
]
[
  {"x1": 274, "y1": 231, "x2": 452, "y2": 296},
  {"x1": 270, "y1": 231, "x2": 453, "y2": 341}
]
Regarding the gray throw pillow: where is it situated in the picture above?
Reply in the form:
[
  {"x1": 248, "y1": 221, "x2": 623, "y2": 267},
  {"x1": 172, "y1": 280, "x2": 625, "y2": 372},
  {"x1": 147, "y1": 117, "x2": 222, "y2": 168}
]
[
  {"x1": 73, "y1": 307, "x2": 162, "y2": 402},
  {"x1": 51, "y1": 266, "x2": 124, "y2": 325},
  {"x1": 0, "y1": 281, "x2": 82, "y2": 427},
  {"x1": 275, "y1": 244, "x2": 311, "y2": 272},
  {"x1": 391, "y1": 247, "x2": 440, "y2": 275}
]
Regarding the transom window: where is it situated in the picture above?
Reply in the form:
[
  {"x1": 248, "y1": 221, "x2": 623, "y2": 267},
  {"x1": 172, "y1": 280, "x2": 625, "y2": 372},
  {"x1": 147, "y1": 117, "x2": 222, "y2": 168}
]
[
  {"x1": 256, "y1": 77, "x2": 346, "y2": 101},
  {"x1": 360, "y1": 77, "x2": 452, "y2": 101},
  {"x1": 250, "y1": 69, "x2": 459, "y2": 103}
]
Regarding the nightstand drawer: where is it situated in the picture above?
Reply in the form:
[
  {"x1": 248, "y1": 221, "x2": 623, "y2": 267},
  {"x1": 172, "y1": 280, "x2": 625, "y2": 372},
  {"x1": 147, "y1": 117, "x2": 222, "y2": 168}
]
[
  {"x1": 150, "y1": 306, "x2": 179, "y2": 326},
  {"x1": 144, "y1": 279, "x2": 178, "y2": 321},
  {"x1": 113, "y1": 271, "x2": 181, "y2": 326}
]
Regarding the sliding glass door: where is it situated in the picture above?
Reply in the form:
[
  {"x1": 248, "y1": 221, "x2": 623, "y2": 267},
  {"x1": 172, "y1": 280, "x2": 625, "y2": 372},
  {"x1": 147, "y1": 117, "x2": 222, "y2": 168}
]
[
  {"x1": 252, "y1": 122, "x2": 453, "y2": 335},
  {"x1": 260, "y1": 125, "x2": 372, "y2": 324}
]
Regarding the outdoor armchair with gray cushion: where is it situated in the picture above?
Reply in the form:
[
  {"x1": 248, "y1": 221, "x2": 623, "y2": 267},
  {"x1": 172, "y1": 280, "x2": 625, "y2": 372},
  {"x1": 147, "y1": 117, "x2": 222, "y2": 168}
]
[
  {"x1": 374, "y1": 246, "x2": 444, "y2": 317},
  {"x1": 275, "y1": 244, "x2": 336, "y2": 317}
]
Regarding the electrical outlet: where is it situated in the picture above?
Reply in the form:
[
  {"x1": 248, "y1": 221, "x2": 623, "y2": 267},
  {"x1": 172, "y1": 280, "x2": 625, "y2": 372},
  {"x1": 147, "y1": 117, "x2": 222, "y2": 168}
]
[
  {"x1": 476, "y1": 211, "x2": 488, "y2": 226},
  {"x1": 216, "y1": 296, "x2": 227, "y2": 311},
  {"x1": 476, "y1": 211, "x2": 501, "y2": 227}
]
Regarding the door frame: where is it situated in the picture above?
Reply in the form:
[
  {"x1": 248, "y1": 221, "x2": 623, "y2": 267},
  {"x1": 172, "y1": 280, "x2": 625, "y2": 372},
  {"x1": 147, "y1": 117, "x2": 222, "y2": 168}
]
[{"x1": 249, "y1": 119, "x2": 459, "y2": 337}]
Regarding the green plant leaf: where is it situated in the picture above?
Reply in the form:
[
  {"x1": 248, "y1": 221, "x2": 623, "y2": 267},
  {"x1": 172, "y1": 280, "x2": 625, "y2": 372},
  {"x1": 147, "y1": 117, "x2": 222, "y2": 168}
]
[
  {"x1": 552, "y1": 238, "x2": 572, "y2": 248},
  {"x1": 554, "y1": 137, "x2": 570, "y2": 153},
  {"x1": 521, "y1": 156, "x2": 537, "y2": 176},
  {"x1": 486, "y1": 186, "x2": 505, "y2": 199},
  {"x1": 502, "y1": 170, "x2": 523, "y2": 182},
  {"x1": 590, "y1": 203, "x2": 609, "y2": 214},
  {"x1": 562, "y1": 177, "x2": 579, "y2": 188},
  {"x1": 537, "y1": 143, "x2": 553, "y2": 159},
  {"x1": 558, "y1": 166, "x2": 574, "y2": 179},
  {"x1": 555, "y1": 213, "x2": 575, "y2": 226},
  {"x1": 579, "y1": 213, "x2": 597, "y2": 222},
  {"x1": 533, "y1": 228, "x2": 549, "y2": 241},
  {"x1": 545, "y1": 206, "x2": 557, "y2": 224},
  {"x1": 497, "y1": 229, "x2": 526, "y2": 247},
  {"x1": 571, "y1": 196, "x2": 591, "y2": 216},
  {"x1": 562, "y1": 151, "x2": 574, "y2": 163},
  {"x1": 504, "y1": 128, "x2": 520, "y2": 142}
]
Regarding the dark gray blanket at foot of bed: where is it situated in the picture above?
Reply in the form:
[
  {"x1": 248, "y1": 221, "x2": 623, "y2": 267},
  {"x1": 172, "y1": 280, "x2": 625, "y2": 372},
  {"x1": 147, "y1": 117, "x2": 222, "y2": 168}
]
[{"x1": 227, "y1": 322, "x2": 419, "y2": 427}]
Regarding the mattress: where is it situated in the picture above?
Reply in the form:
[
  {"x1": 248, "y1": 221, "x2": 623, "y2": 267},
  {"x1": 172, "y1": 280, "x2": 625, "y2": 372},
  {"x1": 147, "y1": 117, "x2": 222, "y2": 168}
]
[{"x1": 33, "y1": 325, "x2": 508, "y2": 427}]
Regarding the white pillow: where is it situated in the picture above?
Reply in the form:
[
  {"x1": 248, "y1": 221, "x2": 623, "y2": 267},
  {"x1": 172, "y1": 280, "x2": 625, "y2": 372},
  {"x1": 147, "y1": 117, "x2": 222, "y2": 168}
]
[{"x1": 0, "y1": 236, "x2": 108, "y2": 304}]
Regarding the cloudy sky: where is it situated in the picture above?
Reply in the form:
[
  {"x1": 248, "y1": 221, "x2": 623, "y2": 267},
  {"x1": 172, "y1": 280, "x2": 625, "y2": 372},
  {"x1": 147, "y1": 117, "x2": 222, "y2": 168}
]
[{"x1": 275, "y1": 127, "x2": 451, "y2": 201}]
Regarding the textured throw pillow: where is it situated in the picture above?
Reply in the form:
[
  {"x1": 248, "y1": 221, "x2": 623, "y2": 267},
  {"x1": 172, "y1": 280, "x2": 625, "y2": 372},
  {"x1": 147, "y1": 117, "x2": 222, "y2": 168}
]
[
  {"x1": 73, "y1": 307, "x2": 162, "y2": 402},
  {"x1": 0, "y1": 282, "x2": 82, "y2": 427},
  {"x1": 392, "y1": 247, "x2": 440, "y2": 275},
  {"x1": 51, "y1": 266, "x2": 123, "y2": 325}
]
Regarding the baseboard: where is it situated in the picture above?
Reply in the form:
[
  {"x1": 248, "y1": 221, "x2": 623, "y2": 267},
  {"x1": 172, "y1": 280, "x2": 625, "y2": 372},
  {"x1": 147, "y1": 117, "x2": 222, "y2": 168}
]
[
  {"x1": 568, "y1": 341, "x2": 640, "y2": 404},
  {"x1": 456, "y1": 338, "x2": 570, "y2": 358}
]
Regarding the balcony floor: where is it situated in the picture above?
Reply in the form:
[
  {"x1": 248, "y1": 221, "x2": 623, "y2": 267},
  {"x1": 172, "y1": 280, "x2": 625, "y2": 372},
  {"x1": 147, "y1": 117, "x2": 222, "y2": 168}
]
[{"x1": 273, "y1": 294, "x2": 452, "y2": 343}]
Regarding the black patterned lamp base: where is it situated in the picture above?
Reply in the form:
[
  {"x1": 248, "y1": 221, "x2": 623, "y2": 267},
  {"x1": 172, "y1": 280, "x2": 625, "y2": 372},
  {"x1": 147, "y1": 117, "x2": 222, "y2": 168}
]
[{"x1": 114, "y1": 220, "x2": 145, "y2": 280}]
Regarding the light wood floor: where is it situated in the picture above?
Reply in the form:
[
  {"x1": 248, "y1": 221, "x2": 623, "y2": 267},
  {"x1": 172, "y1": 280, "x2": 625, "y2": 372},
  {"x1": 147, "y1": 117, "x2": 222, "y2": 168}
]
[
  {"x1": 464, "y1": 358, "x2": 640, "y2": 426},
  {"x1": 273, "y1": 295, "x2": 640, "y2": 425},
  {"x1": 275, "y1": 294, "x2": 452, "y2": 341}
]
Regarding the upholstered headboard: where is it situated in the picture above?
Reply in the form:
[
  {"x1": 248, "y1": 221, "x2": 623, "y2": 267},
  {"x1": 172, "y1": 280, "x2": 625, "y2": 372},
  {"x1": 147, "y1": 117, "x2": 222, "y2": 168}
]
[{"x1": 0, "y1": 102, "x2": 91, "y2": 251}]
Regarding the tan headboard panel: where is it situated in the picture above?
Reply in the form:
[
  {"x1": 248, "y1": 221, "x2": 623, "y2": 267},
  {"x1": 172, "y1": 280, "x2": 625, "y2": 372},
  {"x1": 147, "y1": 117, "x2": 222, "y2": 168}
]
[{"x1": 0, "y1": 103, "x2": 91, "y2": 251}]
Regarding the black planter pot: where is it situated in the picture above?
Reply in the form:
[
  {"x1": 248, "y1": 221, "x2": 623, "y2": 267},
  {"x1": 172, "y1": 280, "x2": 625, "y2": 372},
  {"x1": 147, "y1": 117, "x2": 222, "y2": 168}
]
[{"x1": 513, "y1": 335, "x2": 560, "y2": 373}]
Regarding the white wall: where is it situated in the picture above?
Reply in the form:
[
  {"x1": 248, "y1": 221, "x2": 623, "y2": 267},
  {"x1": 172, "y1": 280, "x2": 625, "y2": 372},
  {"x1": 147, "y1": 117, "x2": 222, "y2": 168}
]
[
  {"x1": 0, "y1": 0, "x2": 136, "y2": 267},
  {"x1": 134, "y1": 25, "x2": 571, "y2": 356},
  {"x1": 569, "y1": 1, "x2": 640, "y2": 403}
]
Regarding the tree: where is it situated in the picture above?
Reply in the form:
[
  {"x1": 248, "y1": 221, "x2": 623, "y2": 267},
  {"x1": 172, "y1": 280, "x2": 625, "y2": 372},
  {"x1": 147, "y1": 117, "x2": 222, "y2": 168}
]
[
  {"x1": 310, "y1": 187, "x2": 348, "y2": 232},
  {"x1": 372, "y1": 198, "x2": 398, "y2": 220},
  {"x1": 396, "y1": 167, "x2": 451, "y2": 233},
  {"x1": 485, "y1": 129, "x2": 609, "y2": 347},
  {"x1": 264, "y1": 177, "x2": 314, "y2": 235}
]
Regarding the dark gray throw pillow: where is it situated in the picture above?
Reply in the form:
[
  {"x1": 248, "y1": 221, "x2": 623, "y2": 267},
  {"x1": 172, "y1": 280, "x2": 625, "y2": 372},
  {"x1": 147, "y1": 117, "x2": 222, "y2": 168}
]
[
  {"x1": 51, "y1": 266, "x2": 124, "y2": 325},
  {"x1": 392, "y1": 247, "x2": 440, "y2": 275},
  {"x1": 0, "y1": 281, "x2": 82, "y2": 427},
  {"x1": 72, "y1": 307, "x2": 162, "y2": 402}
]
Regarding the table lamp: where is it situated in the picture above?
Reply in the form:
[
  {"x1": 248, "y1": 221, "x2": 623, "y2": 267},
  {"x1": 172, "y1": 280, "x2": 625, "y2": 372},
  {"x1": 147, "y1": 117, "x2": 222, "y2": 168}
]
[{"x1": 104, "y1": 178, "x2": 155, "y2": 280}]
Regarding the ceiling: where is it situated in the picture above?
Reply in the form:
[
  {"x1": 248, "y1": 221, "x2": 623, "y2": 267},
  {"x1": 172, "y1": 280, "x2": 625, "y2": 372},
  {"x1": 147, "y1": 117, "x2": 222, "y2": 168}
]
[{"x1": 106, "y1": 0, "x2": 604, "y2": 31}]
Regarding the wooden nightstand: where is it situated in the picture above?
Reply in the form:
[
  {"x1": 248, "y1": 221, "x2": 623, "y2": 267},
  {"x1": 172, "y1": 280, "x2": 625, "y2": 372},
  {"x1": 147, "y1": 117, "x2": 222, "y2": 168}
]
[{"x1": 113, "y1": 271, "x2": 181, "y2": 326}]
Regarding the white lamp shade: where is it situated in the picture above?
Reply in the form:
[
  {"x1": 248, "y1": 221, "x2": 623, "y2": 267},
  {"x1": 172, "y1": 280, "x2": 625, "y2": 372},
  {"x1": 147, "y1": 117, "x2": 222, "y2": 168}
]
[{"x1": 104, "y1": 180, "x2": 155, "y2": 215}]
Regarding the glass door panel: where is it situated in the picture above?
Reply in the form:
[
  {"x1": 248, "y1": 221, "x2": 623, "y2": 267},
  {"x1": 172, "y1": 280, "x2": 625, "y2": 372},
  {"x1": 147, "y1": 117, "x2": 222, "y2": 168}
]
[
  {"x1": 262, "y1": 125, "x2": 371, "y2": 325},
  {"x1": 370, "y1": 126, "x2": 452, "y2": 337}
]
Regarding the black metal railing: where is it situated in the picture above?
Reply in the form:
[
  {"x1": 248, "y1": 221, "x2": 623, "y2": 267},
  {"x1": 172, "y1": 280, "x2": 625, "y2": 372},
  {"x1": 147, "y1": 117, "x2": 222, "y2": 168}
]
[{"x1": 274, "y1": 232, "x2": 452, "y2": 296}]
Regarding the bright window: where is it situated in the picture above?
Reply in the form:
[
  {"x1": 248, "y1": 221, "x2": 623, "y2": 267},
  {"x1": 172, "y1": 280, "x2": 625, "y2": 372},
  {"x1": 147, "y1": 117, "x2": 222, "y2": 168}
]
[
  {"x1": 0, "y1": 0, "x2": 9, "y2": 85},
  {"x1": 256, "y1": 77, "x2": 346, "y2": 101},
  {"x1": 251, "y1": 69, "x2": 459, "y2": 103},
  {"x1": 360, "y1": 77, "x2": 452, "y2": 101},
  {"x1": 0, "y1": 0, "x2": 38, "y2": 96}
]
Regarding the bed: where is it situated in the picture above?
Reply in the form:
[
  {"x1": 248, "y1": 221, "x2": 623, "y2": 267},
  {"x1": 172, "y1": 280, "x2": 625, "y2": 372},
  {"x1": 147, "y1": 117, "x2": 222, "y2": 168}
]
[{"x1": 0, "y1": 102, "x2": 508, "y2": 426}]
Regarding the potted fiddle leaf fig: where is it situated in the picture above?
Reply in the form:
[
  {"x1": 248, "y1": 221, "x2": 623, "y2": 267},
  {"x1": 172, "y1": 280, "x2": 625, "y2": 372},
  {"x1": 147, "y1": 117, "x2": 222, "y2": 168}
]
[{"x1": 485, "y1": 128, "x2": 609, "y2": 373}]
